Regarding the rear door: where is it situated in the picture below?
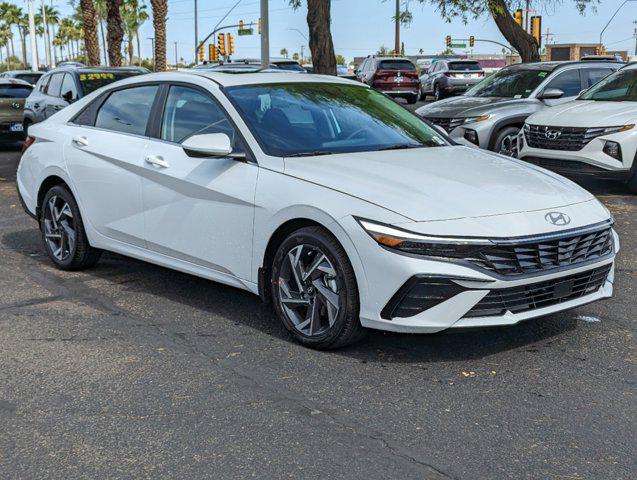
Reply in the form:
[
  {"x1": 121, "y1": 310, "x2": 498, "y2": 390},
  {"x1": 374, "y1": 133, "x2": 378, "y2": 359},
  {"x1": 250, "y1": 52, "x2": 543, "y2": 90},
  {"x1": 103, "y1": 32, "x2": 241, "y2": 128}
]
[
  {"x1": 43, "y1": 73, "x2": 68, "y2": 118},
  {"x1": 541, "y1": 68, "x2": 583, "y2": 106},
  {"x1": 64, "y1": 83, "x2": 160, "y2": 247},
  {"x1": 141, "y1": 83, "x2": 258, "y2": 281}
]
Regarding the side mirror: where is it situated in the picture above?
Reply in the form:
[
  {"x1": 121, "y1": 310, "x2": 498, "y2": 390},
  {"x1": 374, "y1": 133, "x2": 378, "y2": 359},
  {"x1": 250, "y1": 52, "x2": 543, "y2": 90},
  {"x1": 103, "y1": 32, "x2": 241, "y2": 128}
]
[
  {"x1": 538, "y1": 88, "x2": 564, "y2": 100},
  {"x1": 62, "y1": 90, "x2": 76, "y2": 103},
  {"x1": 182, "y1": 133, "x2": 233, "y2": 157}
]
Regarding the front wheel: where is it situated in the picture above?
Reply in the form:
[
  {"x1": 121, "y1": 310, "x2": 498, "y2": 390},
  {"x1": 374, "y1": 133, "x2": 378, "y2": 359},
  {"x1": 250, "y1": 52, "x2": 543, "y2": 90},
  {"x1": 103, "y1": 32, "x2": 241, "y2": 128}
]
[
  {"x1": 40, "y1": 185, "x2": 101, "y2": 270},
  {"x1": 433, "y1": 84, "x2": 444, "y2": 101},
  {"x1": 271, "y1": 226, "x2": 364, "y2": 349},
  {"x1": 406, "y1": 94, "x2": 418, "y2": 105}
]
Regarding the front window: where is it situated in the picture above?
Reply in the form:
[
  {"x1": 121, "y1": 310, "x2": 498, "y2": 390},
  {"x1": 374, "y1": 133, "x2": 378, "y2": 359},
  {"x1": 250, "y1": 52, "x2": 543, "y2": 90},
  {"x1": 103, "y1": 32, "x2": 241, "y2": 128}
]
[
  {"x1": 579, "y1": 68, "x2": 637, "y2": 101},
  {"x1": 78, "y1": 71, "x2": 142, "y2": 96},
  {"x1": 225, "y1": 82, "x2": 447, "y2": 157},
  {"x1": 465, "y1": 67, "x2": 551, "y2": 98},
  {"x1": 378, "y1": 60, "x2": 416, "y2": 71}
]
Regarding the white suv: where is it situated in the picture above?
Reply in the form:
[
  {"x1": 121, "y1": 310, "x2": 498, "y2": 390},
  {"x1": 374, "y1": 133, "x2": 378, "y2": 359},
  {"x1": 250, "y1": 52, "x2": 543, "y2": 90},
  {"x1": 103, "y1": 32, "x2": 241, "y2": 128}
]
[{"x1": 518, "y1": 63, "x2": 637, "y2": 192}]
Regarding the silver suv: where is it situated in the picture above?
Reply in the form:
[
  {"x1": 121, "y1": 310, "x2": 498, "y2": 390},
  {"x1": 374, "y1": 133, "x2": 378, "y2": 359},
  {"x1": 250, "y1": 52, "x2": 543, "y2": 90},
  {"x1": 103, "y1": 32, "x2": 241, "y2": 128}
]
[{"x1": 415, "y1": 61, "x2": 622, "y2": 156}]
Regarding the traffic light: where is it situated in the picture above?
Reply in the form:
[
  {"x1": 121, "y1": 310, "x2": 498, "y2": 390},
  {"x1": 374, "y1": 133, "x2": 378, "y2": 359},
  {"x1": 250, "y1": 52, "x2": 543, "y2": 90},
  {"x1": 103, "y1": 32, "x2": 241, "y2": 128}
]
[
  {"x1": 227, "y1": 34, "x2": 235, "y2": 55},
  {"x1": 258, "y1": 17, "x2": 262, "y2": 34},
  {"x1": 530, "y1": 16, "x2": 541, "y2": 48},
  {"x1": 445, "y1": 35, "x2": 451, "y2": 47},
  {"x1": 239, "y1": 20, "x2": 244, "y2": 32},
  {"x1": 594, "y1": 46, "x2": 600, "y2": 55},
  {"x1": 469, "y1": 36, "x2": 475, "y2": 48},
  {"x1": 198, "y1": 44, "x2": 204, "y2": 62},
  {"x1": 209, "y1": 44, "x2": 218, "y2": 62},
  {"x1": 514, "y1": 9, "x2": 523, "y2": 27},
  {"x1": 218, "y1": 33, "x2": 226, "y2": 56},
  {"x1": 601, "y1": 45, "x2": 607, "y2": 55}
]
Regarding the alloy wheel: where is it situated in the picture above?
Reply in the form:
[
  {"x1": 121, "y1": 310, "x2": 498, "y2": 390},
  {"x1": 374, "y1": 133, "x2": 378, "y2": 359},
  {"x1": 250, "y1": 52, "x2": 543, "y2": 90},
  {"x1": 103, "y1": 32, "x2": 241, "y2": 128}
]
[
  {"x1": 278, "y1": 244, "x2": 341, "y2": 337},
  {"x1": 43, "y1": 195, "x2": 76, "y2": 261},
  {"x1": 499, "y1": 134, "x2": 519, "y2": 157}
]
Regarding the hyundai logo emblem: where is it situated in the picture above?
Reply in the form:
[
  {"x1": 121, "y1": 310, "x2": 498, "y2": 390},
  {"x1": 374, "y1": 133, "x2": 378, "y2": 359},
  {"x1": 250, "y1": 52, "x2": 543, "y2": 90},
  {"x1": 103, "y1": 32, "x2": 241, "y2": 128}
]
[
  {"x1": 11, "y1": 102, "x2": 21, "y2": 110},
  {"x1": 545, "y1": 129, "x2": 561, "y2": 140},
  {"x1": 545, "y1": 211, "x2": 571, "y2": 226}
]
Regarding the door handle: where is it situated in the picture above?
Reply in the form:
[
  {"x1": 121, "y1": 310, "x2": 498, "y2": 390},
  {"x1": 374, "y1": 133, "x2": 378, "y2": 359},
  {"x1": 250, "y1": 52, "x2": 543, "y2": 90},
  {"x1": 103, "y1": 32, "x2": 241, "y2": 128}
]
[
  {"x1": 54, "y1": 105, "x2": 64, "y2": 111},
  {"x1": 72, "y1": 135, "x2": 89, "y2": 147},
  {"x1": 145, "y1": 155, "x2": 169, "y2": 168}
]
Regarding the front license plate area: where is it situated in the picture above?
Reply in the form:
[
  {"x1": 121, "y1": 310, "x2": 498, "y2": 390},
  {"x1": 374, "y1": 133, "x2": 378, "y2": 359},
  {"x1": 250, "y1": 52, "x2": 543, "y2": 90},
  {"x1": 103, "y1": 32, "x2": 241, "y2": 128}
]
[{"x1": 553, "y1": 279, "x2": 575, "y2": 299}]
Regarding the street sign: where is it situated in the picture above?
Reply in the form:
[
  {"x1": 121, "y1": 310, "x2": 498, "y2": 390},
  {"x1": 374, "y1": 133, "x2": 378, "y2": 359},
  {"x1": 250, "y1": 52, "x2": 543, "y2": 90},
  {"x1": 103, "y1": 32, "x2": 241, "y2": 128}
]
[
  {"x1": 238, "y1": 28, "x2": 253, "y2": 36},
  {"x1": 449, "y1": 43, "x2": 466, "y2": 48}
]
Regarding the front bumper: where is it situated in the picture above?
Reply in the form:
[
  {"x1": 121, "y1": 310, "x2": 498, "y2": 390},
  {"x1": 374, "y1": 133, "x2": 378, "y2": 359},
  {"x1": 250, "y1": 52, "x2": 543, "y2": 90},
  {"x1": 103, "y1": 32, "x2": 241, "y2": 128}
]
[{"x1": 346, "y1": 214, "x2": 618, "y2": 334}]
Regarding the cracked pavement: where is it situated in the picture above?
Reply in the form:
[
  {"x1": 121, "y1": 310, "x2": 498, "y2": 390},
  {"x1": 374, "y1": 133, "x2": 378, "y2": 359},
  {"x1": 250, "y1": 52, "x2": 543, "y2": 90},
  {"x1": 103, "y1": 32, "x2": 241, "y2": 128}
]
[{"x1": 0, "y1": 146, "x2": 635, "y2": 479}]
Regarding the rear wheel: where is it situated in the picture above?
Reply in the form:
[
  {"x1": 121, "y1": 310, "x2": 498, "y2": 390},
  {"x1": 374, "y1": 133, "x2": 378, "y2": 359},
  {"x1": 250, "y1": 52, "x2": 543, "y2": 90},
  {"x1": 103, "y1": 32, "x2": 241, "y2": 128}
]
[
  {"x1": 433, "y1": 84, "x2": 444, "y2": 101},
  {"x1": 40, "y1": 185, "x2": 101, "y2": 270},
  {"x1": 493, "y1": 126, "x2": 521, "y2": 157},
  {"x1": 271, "y1": 226, "x2": 364, "y2": 349},
  {"x1": 406, "y1": 94, "x2": 418, "y2": 104}
]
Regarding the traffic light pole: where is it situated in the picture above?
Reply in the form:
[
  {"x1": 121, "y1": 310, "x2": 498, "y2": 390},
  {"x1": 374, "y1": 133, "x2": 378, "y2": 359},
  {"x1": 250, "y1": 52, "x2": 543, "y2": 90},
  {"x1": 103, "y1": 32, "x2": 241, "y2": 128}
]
[
  {"x1": 195, "y1": 22, "x2": 257, "y2": 60},
  {"x1": 453, "y1": 38, "x2": 517, "y2": 55}
]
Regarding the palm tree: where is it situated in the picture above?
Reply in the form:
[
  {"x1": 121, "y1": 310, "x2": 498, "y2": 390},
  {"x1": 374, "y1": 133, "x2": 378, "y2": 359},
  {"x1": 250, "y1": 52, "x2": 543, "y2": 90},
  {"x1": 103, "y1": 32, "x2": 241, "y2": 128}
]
[
  {"x1": 150, "y1": 0, "x2": 167, "y2": 71},
  {"x1": 0, "y1": 2, "x2": 18, "y2": 68},
  {"x1": 44, "y1": 5, "x2": 60, "y2": 66},
  {"x1": 106, "y1": 0, "x2": 124, "y2": 66},
  {"x1": 58, "y1": 18, "x2": 75, "y2": 61},
  {"x1": 79, "y1": 0, "x2": 101, "y2": 65},
  {"x1": 17, "y1": 13, "x2": 29, "y2": 67},
  {"x1": 121, "y1": 0, "x2": 148, "y2": 65},
  {"x1": 0, "y1": 24, "x2": 10, "y2": 68},
  {"x1": 93, "y1": 0, "x2": 109, "y2": 65},
  {"x1": 280, "y1": 48, "x2": 288, "y2": 58}
]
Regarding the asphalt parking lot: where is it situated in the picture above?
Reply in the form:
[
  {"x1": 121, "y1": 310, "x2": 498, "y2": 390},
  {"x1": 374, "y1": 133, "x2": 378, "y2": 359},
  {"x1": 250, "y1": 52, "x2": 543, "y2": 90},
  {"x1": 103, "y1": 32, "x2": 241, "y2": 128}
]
[{"x1": 0, "y1": 141, "x2": 635, "y2": 479}]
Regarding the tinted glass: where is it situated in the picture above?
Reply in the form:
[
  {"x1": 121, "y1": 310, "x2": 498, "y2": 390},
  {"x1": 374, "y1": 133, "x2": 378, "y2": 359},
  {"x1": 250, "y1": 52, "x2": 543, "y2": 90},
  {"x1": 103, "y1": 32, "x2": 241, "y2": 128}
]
[
  {"x1": 448, "y1": 62, "x2": 481, "y2": 71},
  {"x1": 161, "y1": 86, "x2": 241, "y2": 151},
  {"x1": 579, "y1": 68, "x2": 637, "y2": 101},
  {"x1": 0, "y1": 85, "x2": 32, "y2": 98},
  {"x1": 15, "y1": 73, "x2": 42, "y2": 85},
  {"x1": 95, "y1": 85, "x2": 158, "y2": 135},
  {"x1": 60, "y1": 74, "x2": 79, "y2": 101},
  {"x1": 78, "y1": 71, "x2": 142, "y2": 95},
  {"x1": 275, "y1": 62, "x2": 306, "y2": 72},
  {"x1": 226, "y1": 83, "x2": 447, "y2": 157},
  {"x1": 378, "y1": 60, "x2": 416, "y2": 71},
  {"x1": 583, "y1": 68, "x2": 614, "y2": 88},
  {"x1": 39, "y1": 75, "x2": 51, "y2": 93},
  {"x1": 466, "y1": 68, "x2": 550, "y2": 98},
  {"x1": 47, "y1": 73, "x2": 64, "y2": 97},
  {"x1": 545, "y1": 69, "x2": 582, "y2": 97}
]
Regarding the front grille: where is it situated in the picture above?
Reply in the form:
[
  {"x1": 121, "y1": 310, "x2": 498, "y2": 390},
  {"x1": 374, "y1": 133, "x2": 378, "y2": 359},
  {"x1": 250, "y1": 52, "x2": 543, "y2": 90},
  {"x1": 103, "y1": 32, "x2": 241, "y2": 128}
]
[
  {"x1": 468, "y1": 226, "x2": 614, "y2": 277},
  {"x1": 427, "y1": 117, "x2": 464, "y2": 132},
  {"x1": 464, "y1": 263, "x2": 612, "y2": 318},
  {"x1": 525, "y1": 124, "x2": 611, "y2": 151}
]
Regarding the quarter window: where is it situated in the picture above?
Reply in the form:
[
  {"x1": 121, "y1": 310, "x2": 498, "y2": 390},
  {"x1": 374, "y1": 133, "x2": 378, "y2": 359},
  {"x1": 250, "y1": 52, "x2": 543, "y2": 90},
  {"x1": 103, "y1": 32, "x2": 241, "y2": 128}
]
[
  {"x1": 160, "y1": 85, "x2": 242, "y2": 151},
  {"x1": 60, "y1": 74, "x2": 79, "y2": 101},
  {"x1": 95, "y1": 85, "x2": 158, "y2": 136},
  {"x1": 545, "y1": 69, "x2": 582, "y2": 97}
]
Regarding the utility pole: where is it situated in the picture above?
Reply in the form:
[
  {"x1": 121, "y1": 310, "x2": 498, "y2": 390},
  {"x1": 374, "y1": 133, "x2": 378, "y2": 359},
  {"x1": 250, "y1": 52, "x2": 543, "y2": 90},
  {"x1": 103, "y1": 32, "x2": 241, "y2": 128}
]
[
  {"x1": 394, "y1": 0, "x2": 400, "y2": 54},
  {"x1": 543, "y1": 28, "x2": 555, "y2": 47},
  {"x1": 174, "y1": 41, "x2": 178, "y2": 69},
  {"x1": 525, "y1": 0, "x2": 530, "y2": 33},
  {"x1": 300, "y1": 45, "x2": 304, "y2": 63},
  {"x1": 260, "y1": 0, "x2": 269, "y2": 68},
  {"x1": 194, "y1": 0, "x2": 198, "y2": 64},
  {"x1": 634, "y1": 21, "x2": 637, "y2": 56},
  {"x1": 27, "y1": 0, "x2": 38, "y2": 71}
]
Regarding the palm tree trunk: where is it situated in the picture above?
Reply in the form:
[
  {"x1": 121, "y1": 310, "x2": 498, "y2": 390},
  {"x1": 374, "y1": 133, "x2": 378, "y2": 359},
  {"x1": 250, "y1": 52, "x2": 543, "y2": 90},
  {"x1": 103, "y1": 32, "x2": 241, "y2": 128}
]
[
  {"x1": 99, "y1": 19, "x2": 108, "y2": 66},
  {"x1": 19, "y1": 31, "x2": 27, "y2": 68},
  {"x1": 306, "y1": 0, "x2": 336, "y2": 75},
  {"x1": 79, "y1": 0, "x2": 100, "y2": 65},
  {"x1": 128, "y1": 31, "x2": 134, "y2": 64},
  {"x1": 106, "y1": 0, "x2": 124, "y2": 67},
  {"x1": 150, "y1": 0, "x2": 167, "y2": 71},
  {"x1": 9, "y1": 37, "x2": 15, "y2": 65},
  {"x1": 136, "y1": 30, "x2": 141, "y2": 66}
]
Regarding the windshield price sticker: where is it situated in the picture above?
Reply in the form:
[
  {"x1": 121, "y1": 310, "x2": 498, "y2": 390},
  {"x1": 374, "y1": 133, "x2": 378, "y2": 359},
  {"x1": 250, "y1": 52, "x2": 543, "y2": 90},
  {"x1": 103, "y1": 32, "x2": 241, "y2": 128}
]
[{"x1": 79, "y1": 73, "x2": 115, "y2": 81}]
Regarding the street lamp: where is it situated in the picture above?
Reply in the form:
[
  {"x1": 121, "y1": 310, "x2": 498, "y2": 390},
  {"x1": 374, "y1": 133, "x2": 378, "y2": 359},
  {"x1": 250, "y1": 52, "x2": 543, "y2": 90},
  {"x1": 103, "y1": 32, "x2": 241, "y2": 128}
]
[{"x1": 599, "y1": 0, "x2": 637, "y2": 47}]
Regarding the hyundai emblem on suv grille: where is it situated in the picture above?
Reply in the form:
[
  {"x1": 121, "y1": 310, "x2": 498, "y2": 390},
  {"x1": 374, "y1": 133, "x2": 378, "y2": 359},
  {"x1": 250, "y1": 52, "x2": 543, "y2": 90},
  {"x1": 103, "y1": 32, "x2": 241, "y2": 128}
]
[{"x1": 545, "y1": 211, "x2": 571, "y2": 226}]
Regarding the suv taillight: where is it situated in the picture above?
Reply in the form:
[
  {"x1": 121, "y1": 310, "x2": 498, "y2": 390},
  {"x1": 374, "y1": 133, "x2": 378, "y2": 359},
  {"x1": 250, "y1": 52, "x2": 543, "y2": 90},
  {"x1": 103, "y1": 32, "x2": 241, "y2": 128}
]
[{"x1": 22, "y1": 135, "x2": 35, "y2": 154}]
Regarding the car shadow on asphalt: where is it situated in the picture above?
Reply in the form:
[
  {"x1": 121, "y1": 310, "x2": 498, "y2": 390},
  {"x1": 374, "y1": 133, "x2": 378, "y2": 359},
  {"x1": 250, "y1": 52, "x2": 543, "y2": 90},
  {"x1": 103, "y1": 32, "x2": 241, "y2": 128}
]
[{"x1": 3, "y1": 226, "x2": 583, "y2": 364}]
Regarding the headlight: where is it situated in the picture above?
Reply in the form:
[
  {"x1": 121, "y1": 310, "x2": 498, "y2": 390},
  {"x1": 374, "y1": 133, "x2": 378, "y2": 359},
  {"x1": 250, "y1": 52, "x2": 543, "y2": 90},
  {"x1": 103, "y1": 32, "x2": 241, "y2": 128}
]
[
  {"x1": 462, "y1": 114, "x2": 490, "y2": 124},
  {"x1": 356, "y1": 218, "x2": 492, "y2": 258}
]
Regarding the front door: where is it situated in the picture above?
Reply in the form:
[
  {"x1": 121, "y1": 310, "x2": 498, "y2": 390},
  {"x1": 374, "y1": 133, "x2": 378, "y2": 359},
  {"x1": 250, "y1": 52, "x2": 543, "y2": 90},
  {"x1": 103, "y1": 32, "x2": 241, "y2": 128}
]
[{"x1": 141, "y1": 85, "x2": 258, "y2": 281}]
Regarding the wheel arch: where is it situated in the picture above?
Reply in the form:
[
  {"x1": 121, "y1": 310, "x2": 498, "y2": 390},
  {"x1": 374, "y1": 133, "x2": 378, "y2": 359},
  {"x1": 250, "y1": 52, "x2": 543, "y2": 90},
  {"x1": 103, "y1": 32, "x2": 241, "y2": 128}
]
[
  {"x1": 36, "y1": 175, "x2": 70, "y2": 219},
  {"x1": 487, "y1": 115, "x2": 529, "y2": 151}
]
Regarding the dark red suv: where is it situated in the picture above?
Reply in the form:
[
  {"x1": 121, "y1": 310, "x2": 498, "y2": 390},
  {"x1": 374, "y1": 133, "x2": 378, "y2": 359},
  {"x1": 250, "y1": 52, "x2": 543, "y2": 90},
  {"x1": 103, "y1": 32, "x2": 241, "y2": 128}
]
[{"x1": 355, "y1": 56, "x2": 420, "y2": 104}]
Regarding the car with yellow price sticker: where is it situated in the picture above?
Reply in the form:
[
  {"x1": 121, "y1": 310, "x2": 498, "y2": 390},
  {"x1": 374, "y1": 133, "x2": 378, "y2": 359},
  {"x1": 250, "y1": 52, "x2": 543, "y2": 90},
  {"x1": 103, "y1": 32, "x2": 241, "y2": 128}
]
[{"x1": 23, "y1": 67, "x2": 149, "y2": 132}]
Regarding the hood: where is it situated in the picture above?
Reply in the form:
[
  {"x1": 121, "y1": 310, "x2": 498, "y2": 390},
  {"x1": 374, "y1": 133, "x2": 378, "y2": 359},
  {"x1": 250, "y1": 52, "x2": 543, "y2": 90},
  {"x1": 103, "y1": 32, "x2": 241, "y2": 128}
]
[
  {"x1": 415, "y1": 96, "x2": 533, "y2": 118},
  {"x1": 283, "y1": 146, "x2": 593, "y2": 222},
  {"x1": 527, "y1": 100, "x2": 637, "y2": 127}
]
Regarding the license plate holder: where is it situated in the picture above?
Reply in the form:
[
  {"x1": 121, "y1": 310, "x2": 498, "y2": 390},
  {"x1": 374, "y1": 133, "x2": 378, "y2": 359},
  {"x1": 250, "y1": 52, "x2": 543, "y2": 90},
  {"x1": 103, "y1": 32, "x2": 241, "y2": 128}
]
[
  {"x1": 553, "y1": 279, "x2": 575, "y2": 299},
  {"x1": 10, "y1": 123, "x2": 23, "y2": 132}
]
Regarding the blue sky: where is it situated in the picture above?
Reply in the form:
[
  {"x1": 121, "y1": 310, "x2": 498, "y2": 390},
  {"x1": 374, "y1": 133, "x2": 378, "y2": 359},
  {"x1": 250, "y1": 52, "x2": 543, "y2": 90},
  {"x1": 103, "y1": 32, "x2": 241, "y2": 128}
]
[{"x1": 9, "y1": 0, "x2": 637, "y2": 63}]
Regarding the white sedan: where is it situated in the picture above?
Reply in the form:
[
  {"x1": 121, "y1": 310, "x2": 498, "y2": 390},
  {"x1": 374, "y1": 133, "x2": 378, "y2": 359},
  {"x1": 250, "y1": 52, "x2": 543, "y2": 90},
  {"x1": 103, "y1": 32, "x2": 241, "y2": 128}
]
[{"x1": 16, "y1": 71, "x2": 618, "y2": 349}]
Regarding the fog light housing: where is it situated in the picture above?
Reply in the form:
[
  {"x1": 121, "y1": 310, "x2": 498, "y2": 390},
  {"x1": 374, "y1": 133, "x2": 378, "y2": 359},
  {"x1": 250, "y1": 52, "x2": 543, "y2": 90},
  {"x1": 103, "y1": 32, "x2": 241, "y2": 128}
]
[
  {"x1": 381, "y1": 277, "x2": 466, "y2": 319},
  {"x1": 602, "y1": 141, "x2": 622, "y2": 161},
  {"x1": 463, "y1": 129, "x2": 479, "y2": 146}
]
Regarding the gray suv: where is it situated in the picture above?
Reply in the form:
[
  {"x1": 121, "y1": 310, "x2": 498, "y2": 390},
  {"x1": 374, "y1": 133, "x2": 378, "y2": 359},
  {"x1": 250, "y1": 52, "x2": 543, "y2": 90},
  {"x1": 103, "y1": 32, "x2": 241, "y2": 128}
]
[
  {"x1": 415, "y1": 61, "x2": 622, "y2": 156},
  {"x1": 419, "y1": 59, "x2": 485, "y2": 101},
  {"x1": 24, "y1": 67, "x2": 148, "y2": 131}
]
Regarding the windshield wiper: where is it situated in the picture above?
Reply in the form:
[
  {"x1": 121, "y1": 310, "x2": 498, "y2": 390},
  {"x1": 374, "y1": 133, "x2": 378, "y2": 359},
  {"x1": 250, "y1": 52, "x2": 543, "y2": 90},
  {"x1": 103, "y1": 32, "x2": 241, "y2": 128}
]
[
  {"x1": 376, "y1": 143, "x2": 423, "y2": 151},
  {"x1": 286, "y1": 151, "x2": 338, "y2": 157}
]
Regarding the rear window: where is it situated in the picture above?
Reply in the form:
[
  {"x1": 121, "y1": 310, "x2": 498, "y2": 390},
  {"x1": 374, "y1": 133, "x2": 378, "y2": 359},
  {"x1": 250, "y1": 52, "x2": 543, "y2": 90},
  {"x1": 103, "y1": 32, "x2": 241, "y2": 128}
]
[
  {"x1": 0, "y1": 84, "x2": 32, "y2": 98},
  {"x1": 15, "y1": 74, "x2": 42, "y2": 85},
  {"x1": 378, "y1": 60, "x2": 416, "y2": 71},
  {"x1": 275, "y1": 62, "x2": 306, "y2": 72},
  {"x1": 448, "y1": 62, "x2": 482, "y2": 71},
  {"x1": 78, "y1": 71, "x2": 142, "y2": 95}
]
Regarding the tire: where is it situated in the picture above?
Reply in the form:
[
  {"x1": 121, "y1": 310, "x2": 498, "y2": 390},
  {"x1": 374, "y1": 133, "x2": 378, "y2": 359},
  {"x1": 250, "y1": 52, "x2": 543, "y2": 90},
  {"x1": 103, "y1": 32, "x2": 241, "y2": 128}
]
[
  {"x1": 407, "y1": 94, "x2": 418, "y2": 105},
  {"x1": 40, "y1": 184, "x2": 101, "y2": 271},
  {"x1": 270, "y1": 226, "x2": 364, "y2": 349},
  {"x1": 433, "y1": 84, "x2": 444, "y2": 101},
  {"x1": 627, "y1": 170, "x2": 637, "y2": 194},
  {"x1": 492, "y1": 126, "x2": 521, "y2": 157}
]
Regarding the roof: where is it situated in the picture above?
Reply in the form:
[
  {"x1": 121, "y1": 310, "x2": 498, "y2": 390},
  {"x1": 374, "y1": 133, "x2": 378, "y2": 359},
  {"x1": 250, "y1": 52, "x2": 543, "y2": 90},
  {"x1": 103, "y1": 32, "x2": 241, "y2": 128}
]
[
  {"x1": 47, "y1": 66, "x2": 149, "y2": 74},
  {"x1": 504, "y1": 60, "x2": 623, "y2": 72},
  {"x1": 2, "y1": 70, "x2": 43, "y2": 76}
]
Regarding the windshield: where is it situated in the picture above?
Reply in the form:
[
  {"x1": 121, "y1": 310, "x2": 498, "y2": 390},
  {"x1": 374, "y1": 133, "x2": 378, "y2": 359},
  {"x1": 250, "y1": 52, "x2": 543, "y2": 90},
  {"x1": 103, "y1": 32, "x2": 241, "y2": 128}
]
[
  {"x1": 465, "y1": 68, "x2": 550, "y2": 98},
  {"x1": 225, "y1": 83, "x2": 447, "y2": 157},
  {"x1": 378, "y1": 60, "x2": 416, "y2": 71},
  {"x1": 78, "y1": 71, "x2": 142, "y2": 95},
  {"x1": 579, "y1": 68, "x2": 637, "y2": 101},
  {"x1": 448, "y1": 62, "x2": 481, "y2": 72}
]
